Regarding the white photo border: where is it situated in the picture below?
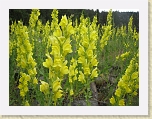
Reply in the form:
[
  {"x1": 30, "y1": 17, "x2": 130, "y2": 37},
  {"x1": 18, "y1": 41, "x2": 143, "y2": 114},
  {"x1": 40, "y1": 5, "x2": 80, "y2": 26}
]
[{"x1": 0, "y1": 0, "x2": 148, "y2": 115}]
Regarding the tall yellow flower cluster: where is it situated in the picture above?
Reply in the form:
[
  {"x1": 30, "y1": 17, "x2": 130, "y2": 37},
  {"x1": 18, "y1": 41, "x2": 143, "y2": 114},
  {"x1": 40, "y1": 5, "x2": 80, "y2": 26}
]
[
  {"x1": 42, "y1": 21, "x2": 51, "y2": 53},
  {"x1": 42, "y1": 9, "x2": 74, "y2": 105},
  {"x1": 15, "y1": 21, "x2": 38, "y2": 105},
  {"x1": 133, "y1": 28, "x2": 139, "y2": 47},
  {"x1": 29, "y1": 9, "x2": 40, "y2": 28},
  {"x1": 9, "y1": 21, "x2": 17, "y2": 57},
  {"x1": 128, "y1": 16, "x2": 133, "y2": 34},
  {"x1": 116, "y1": 51, "x2": 130, "y2": 61},
  {"x1": 127, "y1": 16, "x2": 139, "y2": 48},
  {"x1": 100, "y1": 9, "x2": 112, "y2": 50},
  {"x1": 18, "y1": 72, "x2": 31, "y2": 97},
  {"x1": 29, "y1": 9, "x2": 40, "y2": 47},
  {"x1": 77, "y1": 15, "x2": 98, "y2": 84},
  {"x1": 68, "y1": 58, "x2": 78, "y2": 96},
  {"x1": 73, "y1": 15, "x2": 99, "y2": 105},
  {"x1": 9, "y1": 40, "x2": 15, "y2": 57},
  {"x1": 110, "y1": 53, "x2": 139, "y2": 106}
]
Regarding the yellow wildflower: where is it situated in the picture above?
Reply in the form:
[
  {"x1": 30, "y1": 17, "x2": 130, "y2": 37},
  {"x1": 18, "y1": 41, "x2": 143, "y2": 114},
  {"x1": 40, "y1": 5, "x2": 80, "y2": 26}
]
[
  {"x1": 40, "y1": 80, "x2": 49, "y2": 95},
  {"x1": 24, "y1": 100, "x2": 30, "y2": 106},
  {"x1": 70, "y1": 89, "x2": 74, "y2": 96},
  {"x1": 52, "y1": 79, "x2": 62, "y2": 92},
  {"x1": 90, "y1": 56, "x2": 98, "y2": 66},
  {"x1": 78, "y1": 71, "x2": 86, "y2": 83},
  {"x1": 110, "y1": 96, "x2": 115, "y2": 105},
  {"x1": 33, "y1": 77, "x2": 38, "y2": 84},
  {"x1": 59, "y1": 15, "x2": 68, "y2": 28},
  {"x1": 53, "y1": 90, "x2": 63, "y2": 103},
  {"x1": 78, "y1": 56, "x2": 86, "y2": 64},
  {"x1": 131, "y1": 72, "x2": 138, "y2": 79},
  {"x1": 133, "y1": 91, "x2": 138, "y2": 96},
  {"x1": 63, "y1": 41, "x2": 72, "y2": 56},
  {"x1": 91, "y1": 67, "x2": 98, "y2": 78},
  {"x1": 78, "y1": 45, "x2": 85, "y2": 56},
  {"x1": 20, "y1": 89, "x2": 26, "y2": 97},
  {"x1": 53, "y1": 56, "x2": 62, "y2": 68},
  {"x1": 115, "y1": 88, "x2": 121, "y2": 97},
  {"x1": 83, "y1": 65, "x2": 90, "y2": 75},
  {"x1": 43, "y1": 54, "x2": 53, "y2": 68},
  {"x1": 119, "y1": 99, "x2": 125, "y2": 106}
]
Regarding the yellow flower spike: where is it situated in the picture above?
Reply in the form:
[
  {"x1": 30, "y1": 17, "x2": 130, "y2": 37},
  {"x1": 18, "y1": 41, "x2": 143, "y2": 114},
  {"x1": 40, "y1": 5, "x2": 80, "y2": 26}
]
[
  {"x1": 119, "y1": 99, "x2": 125, "y2": 106},
  {"x1": 91, "y1": 67, "x2": 98, "y2": 78},
  {"x1": 59, "y1": 15, "x2": 68, "y2": 28},
  {"x1": 78, "y1": 71, "x2": 86, "y2": 83},
  {"x1": 110, "y1": 96, "x2": 115, "y2": 105},
  {"x1": 67, "y1": 22, "x2": 74, "y2": 35},
  {"x1": 53, "y1": 28, "x2": 62, "y2": 37},
  {"x1": 43, "y1": 54, "x2": 53, "y2": 68}
]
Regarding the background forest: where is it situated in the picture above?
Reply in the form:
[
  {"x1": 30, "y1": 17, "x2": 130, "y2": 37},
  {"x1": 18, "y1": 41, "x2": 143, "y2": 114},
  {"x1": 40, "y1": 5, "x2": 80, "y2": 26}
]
[{"x1": 9, "y1": 9, "x2": 139, "y2": 32}]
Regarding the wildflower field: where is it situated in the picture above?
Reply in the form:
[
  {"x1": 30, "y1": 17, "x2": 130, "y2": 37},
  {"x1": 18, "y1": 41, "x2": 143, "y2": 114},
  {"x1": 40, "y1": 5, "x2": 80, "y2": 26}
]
[{"x1": 9, "y1": 9, "x2": 139, "y2": 106}]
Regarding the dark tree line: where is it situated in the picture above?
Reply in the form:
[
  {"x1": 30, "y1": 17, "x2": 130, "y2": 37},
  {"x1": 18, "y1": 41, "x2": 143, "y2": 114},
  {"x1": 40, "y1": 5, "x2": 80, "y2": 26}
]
[{"x1": 9, "y1": 9, "x2": 139, "y2": 32}]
